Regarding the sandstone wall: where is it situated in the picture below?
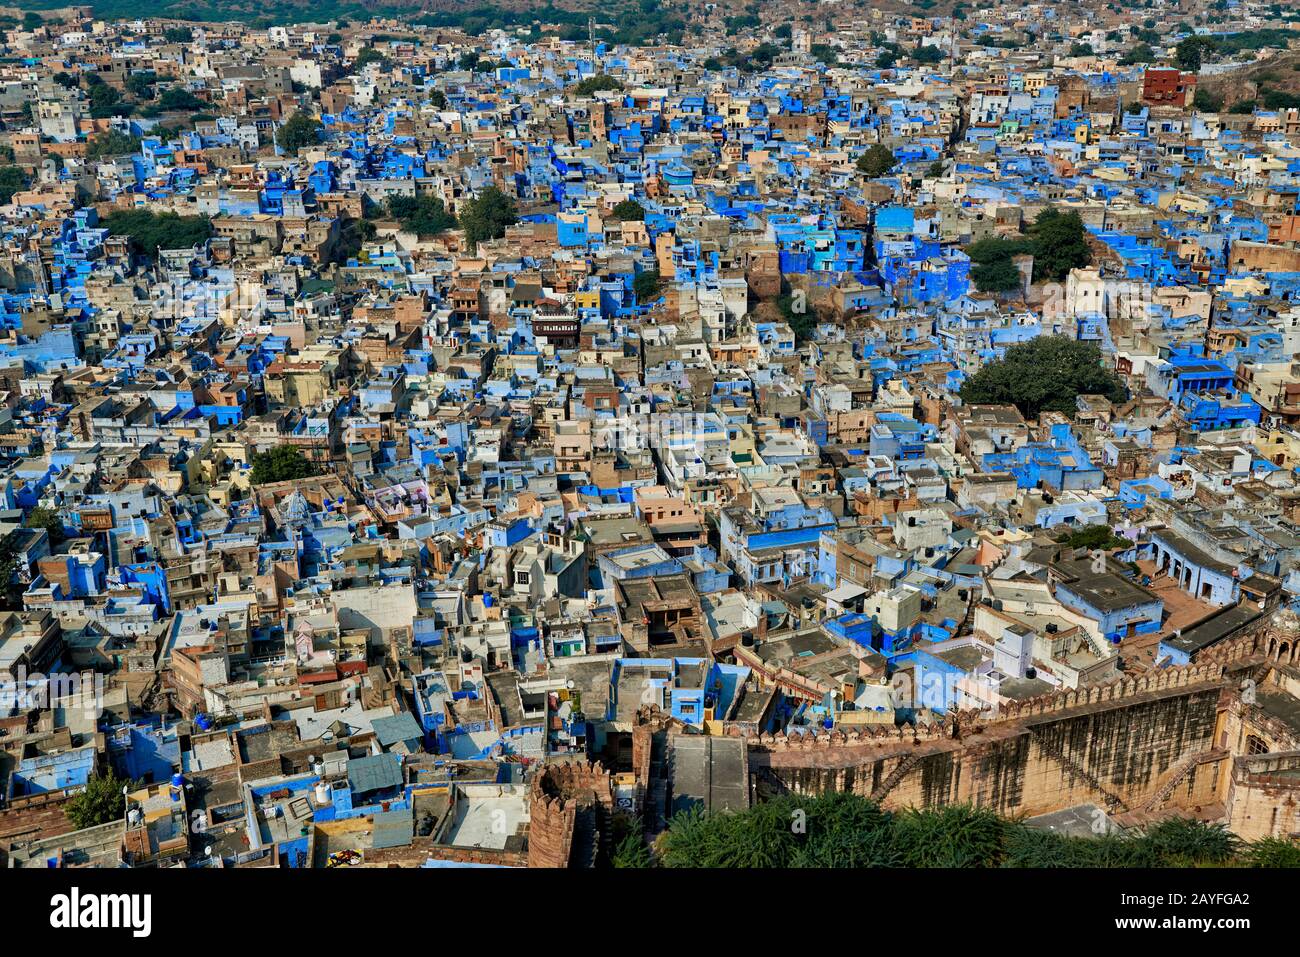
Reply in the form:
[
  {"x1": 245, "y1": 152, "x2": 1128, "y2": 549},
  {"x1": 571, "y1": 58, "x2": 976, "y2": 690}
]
[
  {"x1": 1226, "y1": 752, "x2": 1300, "y2": 841},
  {"x1": 751, "y1": 683, "x2": 1224, "y2": 817}
]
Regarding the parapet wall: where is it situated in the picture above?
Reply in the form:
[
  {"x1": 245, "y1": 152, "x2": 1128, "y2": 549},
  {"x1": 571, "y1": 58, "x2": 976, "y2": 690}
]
[{"x1": 745, "y1": 632, "x2": 1270, "y2": 817}]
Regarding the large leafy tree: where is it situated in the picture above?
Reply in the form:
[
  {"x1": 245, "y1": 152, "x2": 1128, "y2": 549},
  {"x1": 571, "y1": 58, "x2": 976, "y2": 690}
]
[
  {"x1": 1176, "y1": 35, "x2": 1216, "y2": 71},
  {"x1": 1056, "y1": 524, "x2": 1126, "y2": 550},
  {"x1": 633, "y1": 268, "x2": 662, "y2": 304},
  {"x1": 250, "y1": 445, "x2": 319, "y2": 485},
  {"x1": 24, "y1": 506, "x2": 66, "y2": 547},
  {"x1": 86, "y1": 130, "x2": 142, "y2": 160},
  {"x1": 387, "y1": 195, "x2": 456, "y2": 236},
  {"x1": 459, "y1": 186, "x2": 518, "y2": 249},
  {"x1": 959, "y1": 336, "x2": 1128, "y2": 419},
  {"x1": 779, "y1": 289, "x2": 815, "y2": 342},
  {"x1": 609, "y1": 814, "x2": 652, "y2": 868},
  {"x1": 965, "y1": 209, "x2": 1090, "y2": 288},
  {"x1": 574, "y1": 74, "x2": 623, "y2": 96},
  {"x1": 0, "y1": 530, "x2": 26, "y2": 608},
  {"x1": 857, "y1": 143, "x2": 896, "y2": 177},
  {"x1": 85, "y1": 76, "x2": 130, "y2": 118},
  {"x1": 103, "y1": 209, "x2": 214, "y2": 258},
  {"x1": 0, "y1": 166, "x2": 27, "y2": 205},
  {"x1": 66, "y1": 771, "x2": 138, "y2": 830},
  {"x1": 971, "y1": 257, "x2": 1025, "y2": 293},
  {"x1": 612, "y1": 199, "x2": 646, "y2": 221},
  {"x1": 1028, "y1": 207, "x2": 1091, "y2": 281},
  {"x1": 276, "y1": 112, "x2": 324, "y2": 156}
]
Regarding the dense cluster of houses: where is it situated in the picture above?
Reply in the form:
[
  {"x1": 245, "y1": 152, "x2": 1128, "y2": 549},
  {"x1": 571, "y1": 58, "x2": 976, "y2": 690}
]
[{"x1": 0, "y1": 2, "x2": 1298, "y2": 869}]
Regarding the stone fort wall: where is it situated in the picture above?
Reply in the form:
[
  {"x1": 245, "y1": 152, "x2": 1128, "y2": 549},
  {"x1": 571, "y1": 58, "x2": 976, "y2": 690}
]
[{"x1": 742, "y1": 634, "x2": 1272, "y2": 818}]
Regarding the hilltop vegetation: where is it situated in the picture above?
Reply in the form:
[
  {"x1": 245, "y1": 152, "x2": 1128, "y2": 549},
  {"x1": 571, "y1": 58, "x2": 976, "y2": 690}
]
[
  {"x1": 959, "y1": 337, "x2": 1129, "y2": 419},
  {"x1": 613, "y1": 793, "x2": 1300, "y2": 868}
]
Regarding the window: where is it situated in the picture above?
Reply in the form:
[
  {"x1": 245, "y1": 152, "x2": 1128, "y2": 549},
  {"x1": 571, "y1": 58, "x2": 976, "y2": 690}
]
[
  {"x1": 514, "y1": 571, "x2": 530, "y2": 586},
  {"x1": 1247, "y1": 735, "x2": 1270, "y2": 756}
]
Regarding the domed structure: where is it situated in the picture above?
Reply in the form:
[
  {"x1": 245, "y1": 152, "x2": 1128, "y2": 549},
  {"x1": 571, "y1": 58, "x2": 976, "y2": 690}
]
[{"x1": 1263, "y1": 606, "x2": 1300, "y2": 667}]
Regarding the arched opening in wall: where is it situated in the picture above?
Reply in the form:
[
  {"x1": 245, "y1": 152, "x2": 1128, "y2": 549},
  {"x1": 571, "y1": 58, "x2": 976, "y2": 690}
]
[
  {"x1": 1247, "y1": 735, "x2": 1270, "y2": 756},
  {"x1": 1280, "y1": 642, "x2": 1292, "y2": 663}
]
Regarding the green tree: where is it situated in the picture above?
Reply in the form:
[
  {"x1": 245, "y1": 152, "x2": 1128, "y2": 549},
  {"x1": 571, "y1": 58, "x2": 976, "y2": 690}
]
[
  {"x1": 574, "y1": 74, "x2": 623, "y2": 96},
  {"x1": 1028, "y1": 207, "x2": 1091, "y2": 281},
  {"x1": 276, "y1": 112, "x2": 324, "y2": 156},
  {"x1": 779, "y1": 289, "x2": 815, "y2": 341},
  {"x1": 1242, "y1": 837, "x2": 1300, "y2": 867},
  {"x1": 1176, "y1": 36, "x2": 1214, "y2": 71},
  {"x1": 612, "y1": 199, "x2": 646, "y2": 221},
  {"x1": 86, "y1": 130, "x2": 142, "y2": 159},
  {"x1": 891, "y1": 804, "x2": 1009, "y2": 867},
  {"x1": 912, "y1": 44, "x2": 944, "y2": 64},
  {"x1": 653, "y1": 791, "x2": 1299, "y2": 867},
  {"x1": 353, "y1": 47, "x2": 390, "y2": 71},
  {"x1": 158, "y1": 86, "x2": 206, "y2": 112},
  {"x1": 966, "y1": 235, "x2": 1035, "y2": 292},
  {"x1": 610, "y1": 814, "x2": 653, "y2": 867},
  {"x1": 959, "y1": 336, "x2": 1128, "y2": 419},
  {"x1": 971, "y1": 257, "x2": 1025, "y2": 293},
  {"x1": 1144, "y1": 818, "x2": 1240, "y2": 866},
  {"x1": 857, "y1": 143, "x2": 896, "y2": 177},
  {"x1": 1193, "y1": 87, "x2": 1224, "y2": 112},
  {"x1": 810, "y1": 43, "x2": 839, "y2": 66},
  {"x1": 103, "y1": 209, "x2": 214, "y2": 258},
  {"x1": 660, "y1": 801, "x2": 803, "y2": 867},
  {"x1": 88, "y1": 80, "x2": 129, "y2": 119},
  {"x1": 633, "y1": 268, "x2": 662, "y2": 303},
  {"x1": 967, "y1": 237, "x2": 1035, "y2": 264},
  {"x1": 459, "y1": 186, "x2": 518, "y2": 249},
  {"x1": 388, "y1": 194, "x2": 456, "y2": 236},
  {"x1": 24, "y1": 506, "x2": 66, "y2": 547},
  {"x1": 1056, "y1": 524, "x2": 1126, "y2": 550},
  {"x1": 250, "y1": 445, "x2": 319, "y2": 485},
  {"x1": 788, "y1": 792, "x2": 899, "y2": 867},
  {"x1": 125, "y1": 71, "x2": 157, "y2": 99},
  {"x1": 66, "y1": 771, "x2": 137, "y2": 830},
  {"x1": 0, "y1": 530, "x2": 26, "y2": 608},
  {"x1": 163, "y1": 26, "x2": 194, "y2": 43},
  {"x1": 0, "y1": 166, "x2": 27, "y2": 205},
  {"x1": 1119, "y1": 43, "x2": 1156, "y2": 65}
]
